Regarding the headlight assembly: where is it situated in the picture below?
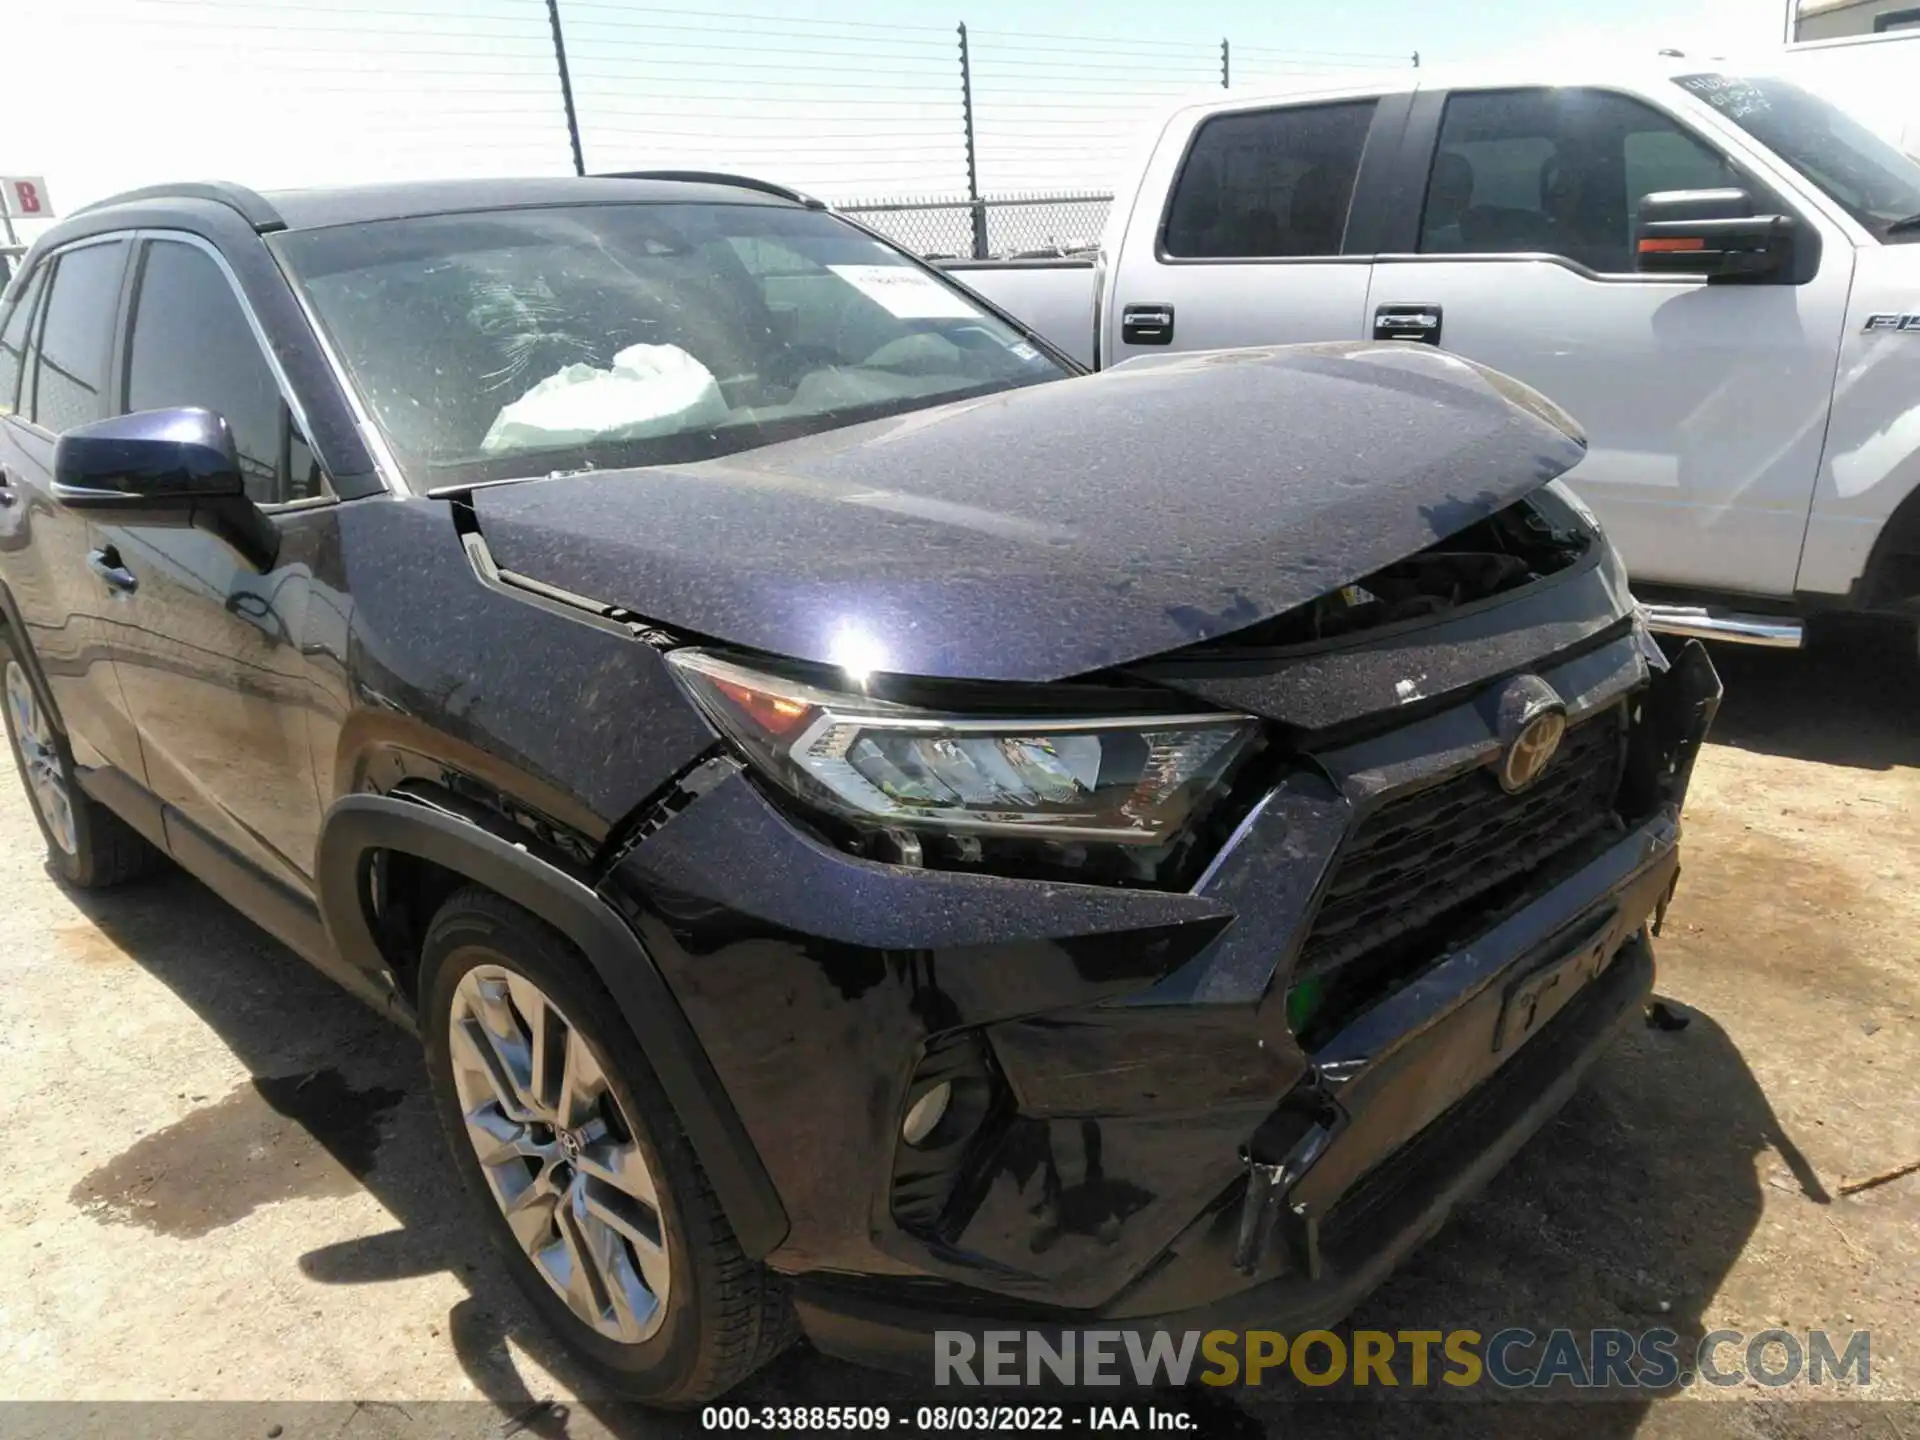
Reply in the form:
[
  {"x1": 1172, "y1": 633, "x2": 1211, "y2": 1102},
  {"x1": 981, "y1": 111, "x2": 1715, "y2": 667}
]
[{"x1": 666, "y1": 650, "x2": 1258, "y2": 861}]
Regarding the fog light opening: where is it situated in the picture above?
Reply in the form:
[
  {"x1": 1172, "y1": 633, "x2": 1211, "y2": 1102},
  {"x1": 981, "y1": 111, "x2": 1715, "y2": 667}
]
[{"x1": 901, "y1": 1081, "x2": 953, "y2": 1147}]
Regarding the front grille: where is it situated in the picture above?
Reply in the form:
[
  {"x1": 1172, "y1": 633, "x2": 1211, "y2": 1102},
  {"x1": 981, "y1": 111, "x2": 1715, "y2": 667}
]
[{"x1": 1294, "y1": 705, "x2": 1627, "y2": 999}]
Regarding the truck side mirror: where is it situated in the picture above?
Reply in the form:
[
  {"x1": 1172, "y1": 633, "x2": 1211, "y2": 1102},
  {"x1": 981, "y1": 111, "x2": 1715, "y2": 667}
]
[{"x1": 1633, "y1": 188, "x2": 1797, "y2": 283}]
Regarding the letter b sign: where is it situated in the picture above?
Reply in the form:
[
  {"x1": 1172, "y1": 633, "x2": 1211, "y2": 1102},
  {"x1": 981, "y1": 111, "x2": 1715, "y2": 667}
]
[{"x1": 1, "y1": 178, "x2": 53, "y2": 219}]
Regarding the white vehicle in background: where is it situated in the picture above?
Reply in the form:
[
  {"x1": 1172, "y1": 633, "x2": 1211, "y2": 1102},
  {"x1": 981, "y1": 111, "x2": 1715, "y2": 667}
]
[
  {"x1": 946, "y1": 56, "x2": 1920, "y2": 652},
  {"x1": 1776, "y1": 22, "x2": 1920, "y2": 155}
]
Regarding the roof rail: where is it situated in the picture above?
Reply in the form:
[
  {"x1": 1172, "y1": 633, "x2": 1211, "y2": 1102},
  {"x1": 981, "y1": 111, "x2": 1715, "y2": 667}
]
[
  {"x1": 597, "y1": 170, "x2": 827, "y2": 209},
  {"x1": 73, "y1": 181, "x2": 286, "y2": 233}
]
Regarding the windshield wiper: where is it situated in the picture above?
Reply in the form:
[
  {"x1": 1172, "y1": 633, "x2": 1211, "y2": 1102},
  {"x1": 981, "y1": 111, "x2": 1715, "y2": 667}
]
[{"x1": 1881, "y1": 212, "x2": 1920, "y2": 236}]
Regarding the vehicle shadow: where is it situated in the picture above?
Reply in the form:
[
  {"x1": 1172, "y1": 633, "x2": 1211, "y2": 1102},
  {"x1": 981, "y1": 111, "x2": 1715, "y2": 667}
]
[
  {"x1": 58, "y1": 867, "x2": 1810, "y2": 1438},
  {"x1": 1701, "y1": 623, "x2": 1919, "y2": 772},
  {"x1": 52, "y1": 864, "x2": 896, "y2": 1433}
]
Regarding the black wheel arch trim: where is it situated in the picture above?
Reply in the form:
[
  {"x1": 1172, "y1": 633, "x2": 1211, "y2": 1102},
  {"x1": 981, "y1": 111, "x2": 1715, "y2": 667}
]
[
  {"x1": 316, "y1": 789, "x2": 791, "y2": 1260},
  {"x1": 1857, "y1": 476, "x2": 1920, "y2": 610}
]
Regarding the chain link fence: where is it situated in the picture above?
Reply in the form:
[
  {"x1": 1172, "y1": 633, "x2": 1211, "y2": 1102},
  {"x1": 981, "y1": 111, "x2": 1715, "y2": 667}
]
[
  {"x1": 26, "y1": 5, "x2": 1417, "y2": 261},
  {"x1": 839, "y1": 192, "x2": 1111, "y2": 260}
]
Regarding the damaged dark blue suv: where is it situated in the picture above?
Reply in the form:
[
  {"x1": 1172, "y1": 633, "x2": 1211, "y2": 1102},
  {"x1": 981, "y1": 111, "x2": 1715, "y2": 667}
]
[{"x1": 0, "y1": 174, "x2": 1719, "y2": 1403}]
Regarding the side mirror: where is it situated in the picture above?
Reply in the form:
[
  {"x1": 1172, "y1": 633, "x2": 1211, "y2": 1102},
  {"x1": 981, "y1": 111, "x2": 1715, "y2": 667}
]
[
  {"x1": 53, "y1": 408, "x2": 278, "y2": 569},
  {"x1": 1634, "y1": 188, "x2": 1796, "y2": 283}
]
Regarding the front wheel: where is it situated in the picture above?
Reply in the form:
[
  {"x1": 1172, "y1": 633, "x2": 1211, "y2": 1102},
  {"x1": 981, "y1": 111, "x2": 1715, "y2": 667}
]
[{"x1": 420, "y1": 886, "x2": 794, "y2": 1404}]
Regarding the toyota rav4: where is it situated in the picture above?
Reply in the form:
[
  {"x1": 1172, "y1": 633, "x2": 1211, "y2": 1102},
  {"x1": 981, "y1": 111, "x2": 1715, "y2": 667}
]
[{"x1": 0, "y1": 174, "x2": 1719, "y2": 1403}]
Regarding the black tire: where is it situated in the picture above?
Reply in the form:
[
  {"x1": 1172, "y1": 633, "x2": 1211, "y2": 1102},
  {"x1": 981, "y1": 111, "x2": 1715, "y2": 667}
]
[
  {"x1": 420, "y1": 885, "x2": 795, "y2": 1405},
  {"x1": 0, "y1": 633, "x2": 165, "y2": 889}
]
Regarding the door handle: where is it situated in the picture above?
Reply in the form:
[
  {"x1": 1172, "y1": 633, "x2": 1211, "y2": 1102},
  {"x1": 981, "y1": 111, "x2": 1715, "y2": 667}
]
[
  {"x1": 0, "y1": 466, "x2": 15, "y2": 508},
  {"x1": 1373, "y1": 303, "x2": 1443, "y2": 345},
  {"x1": 1121, "y1": 302, "x2": 1175, "y2": 346},
  {"x1": 86, "y1": 546, "x2": 138, "y2": 594}
]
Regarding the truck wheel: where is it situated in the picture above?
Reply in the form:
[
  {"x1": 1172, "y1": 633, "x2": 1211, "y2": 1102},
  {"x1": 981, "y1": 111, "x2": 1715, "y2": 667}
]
[
  {"x1": 420, "y1": 886, "x2": 794, "y2": 1405},
  {"x1": 2, "y1": 648, "x2": 165, "y2": 889}
]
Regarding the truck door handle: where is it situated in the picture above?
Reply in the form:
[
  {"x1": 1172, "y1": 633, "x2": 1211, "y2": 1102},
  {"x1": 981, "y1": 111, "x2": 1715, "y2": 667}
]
[
  {"x1": 1374, "y1": 303, "x2": 1443, "y2": 345},
  {"x1": 1121, "y1": 302, "x2": 1175, "y2": 345},
  {"x1": 87, "y1": 546, "x2": 138, "y2": 594}
]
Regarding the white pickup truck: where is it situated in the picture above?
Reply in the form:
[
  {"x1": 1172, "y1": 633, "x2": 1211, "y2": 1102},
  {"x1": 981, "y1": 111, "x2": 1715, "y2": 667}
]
[{"x1": 946, "y1": 56, "x2": 1920, "y2": 650}]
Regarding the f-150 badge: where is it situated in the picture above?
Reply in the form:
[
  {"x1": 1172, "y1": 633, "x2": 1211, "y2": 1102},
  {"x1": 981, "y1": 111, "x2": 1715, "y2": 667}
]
[{"x1": 1864, "y1": 313, "x2": 1920, "y2": 331}]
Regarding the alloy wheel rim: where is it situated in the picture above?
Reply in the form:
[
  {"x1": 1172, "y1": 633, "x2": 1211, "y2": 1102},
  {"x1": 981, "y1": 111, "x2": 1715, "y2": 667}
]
[
  {"x1": 6, "y1": 661, "x2": 76, "y2": 856},
  {"x1": 448, "y1": 964, "x2": 670, "y2": 1344}
]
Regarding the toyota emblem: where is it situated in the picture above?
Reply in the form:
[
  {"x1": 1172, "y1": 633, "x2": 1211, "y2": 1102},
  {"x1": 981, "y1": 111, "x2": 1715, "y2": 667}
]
[{"x1": 1494, "y1": 674, "x2": 1567, "y2": 794}]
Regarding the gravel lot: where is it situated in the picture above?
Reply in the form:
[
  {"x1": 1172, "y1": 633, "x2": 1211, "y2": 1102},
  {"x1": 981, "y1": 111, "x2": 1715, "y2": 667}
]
[{"x1": 2, "y1": 636, "x2": 1916, "y2": 1437}]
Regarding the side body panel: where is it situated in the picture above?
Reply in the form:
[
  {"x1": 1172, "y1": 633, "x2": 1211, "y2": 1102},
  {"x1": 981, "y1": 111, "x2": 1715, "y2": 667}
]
[
  {"x1": 101, "y1": 511, "x2": 330, "y2": 891},
  {"x1": 1366, "y1": 251, "x2": 1852, "y2": 595},
  {"x1": 1364, "y1": 83, "x2": 1857, "y2": 599},
  {"x1": 0, "y1": 418, "x2": 148, "y2": 779},
  {"x1": 1796, "y1": 244, "x2": 1920, "y2": 595},
  {"x1": 328, "y1": 497, "x2": 717, "y2": 843},
  {"x1": 312, "y1": 503, "x2": 786, "y2": 1254},
  {"x1": 939, "y1": 261, "x2": 1097, "y2": 368}
]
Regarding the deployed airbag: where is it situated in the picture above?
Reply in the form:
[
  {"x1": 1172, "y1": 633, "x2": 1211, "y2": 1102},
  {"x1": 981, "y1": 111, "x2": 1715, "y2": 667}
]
[{"x1": 482, "y1": 343, "x2": 727, "y2": 454}]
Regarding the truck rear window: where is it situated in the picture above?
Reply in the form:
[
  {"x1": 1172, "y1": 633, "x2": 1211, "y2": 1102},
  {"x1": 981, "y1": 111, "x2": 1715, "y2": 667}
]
[{"x1": 1161, "y1": 100, "x2": 1377, "y2": 259}]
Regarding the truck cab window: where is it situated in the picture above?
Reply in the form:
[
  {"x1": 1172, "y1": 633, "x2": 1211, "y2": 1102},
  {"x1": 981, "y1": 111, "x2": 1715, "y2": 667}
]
[
  {"x1": 1420, "y1": 88, "x2": 1735, "y2": 272},
  {"x1": 1162, "y1": 101, "x2": 1377, "y2": 259},
  {"x1": 1624, "y1": 129, "x2": 1740, "y2": 222},
  {"x1": 125, "y1": 241, "x2": 299, "y2": 506}
]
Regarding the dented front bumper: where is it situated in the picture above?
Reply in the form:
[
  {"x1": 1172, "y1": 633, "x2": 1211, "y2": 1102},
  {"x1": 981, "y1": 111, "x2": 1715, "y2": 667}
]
[
  {"x1": 797, "y1": 934, "x2": 1657, "y2": 1372},
  {"x1": 605, "y1": 631, "x2": 1721, "y2": 1374}
]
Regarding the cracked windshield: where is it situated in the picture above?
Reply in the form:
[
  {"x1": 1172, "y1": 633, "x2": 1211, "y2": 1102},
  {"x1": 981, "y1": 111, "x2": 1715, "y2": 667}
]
[{"x1": 274, "y1": 202, "x2": 1066, "y2": 484}]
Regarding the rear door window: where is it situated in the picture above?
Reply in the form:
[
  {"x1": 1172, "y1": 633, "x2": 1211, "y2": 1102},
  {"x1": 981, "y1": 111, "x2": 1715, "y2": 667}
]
[
  {"x1": 1162, "y1": 100, "x2": 1378, "y2": 258},
  {"x1": 0, "y1": 261, "x2": 48, "y2": 417},
  {"x1": 31, "y1": 239, "x2": 128, "y2": 432}
]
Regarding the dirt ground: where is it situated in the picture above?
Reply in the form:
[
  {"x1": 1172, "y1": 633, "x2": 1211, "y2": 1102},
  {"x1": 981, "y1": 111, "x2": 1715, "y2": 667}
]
[{"x1": 1, "y1": 636, "x2": 1916, "y2": 1438}]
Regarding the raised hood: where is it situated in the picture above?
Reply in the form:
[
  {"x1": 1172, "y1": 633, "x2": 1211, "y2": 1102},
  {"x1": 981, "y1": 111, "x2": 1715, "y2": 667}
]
[{"x1": 468, "y1": 342, "x2": 1585, "y2": 682}]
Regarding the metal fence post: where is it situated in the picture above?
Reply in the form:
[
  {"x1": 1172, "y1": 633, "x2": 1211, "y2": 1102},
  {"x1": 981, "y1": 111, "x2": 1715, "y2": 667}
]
[
  {"x1": 1221, "y1": 37, "x2": 1230, "y2": 88},
  {"x1": 547, "y1": 0, "x2": 586, "y2": 177},
  {"x1": 958, "y1": 22, "x2": 988, "y2": 260}
]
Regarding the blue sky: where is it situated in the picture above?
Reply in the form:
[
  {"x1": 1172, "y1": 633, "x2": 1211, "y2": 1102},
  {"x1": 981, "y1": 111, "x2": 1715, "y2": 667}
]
[{"x1": 11, "y1": 0, "x2": 1790, "y2": 233}]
